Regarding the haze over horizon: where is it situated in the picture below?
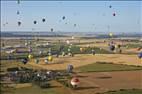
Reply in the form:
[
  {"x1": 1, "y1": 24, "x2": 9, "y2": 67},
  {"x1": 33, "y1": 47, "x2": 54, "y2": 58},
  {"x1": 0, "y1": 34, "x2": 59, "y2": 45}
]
[{"x1": 1, "y1": 1, "x2": 142, "y2": 33}]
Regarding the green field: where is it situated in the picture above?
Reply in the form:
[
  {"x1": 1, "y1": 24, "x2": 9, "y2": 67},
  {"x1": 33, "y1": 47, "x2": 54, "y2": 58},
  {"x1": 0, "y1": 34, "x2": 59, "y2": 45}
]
[
  {"x1": 1, "y1": 44, "x2": 113, "y2": 60},
  {"x1": 76, "y1": 62, "x2": 142, "y2": 72},
  {"x1": 1, "y1": 84, "x2": 58, "y2": 94},
  {"x1": 102, "y1": 89, "x2": 142, "y2": 94}
]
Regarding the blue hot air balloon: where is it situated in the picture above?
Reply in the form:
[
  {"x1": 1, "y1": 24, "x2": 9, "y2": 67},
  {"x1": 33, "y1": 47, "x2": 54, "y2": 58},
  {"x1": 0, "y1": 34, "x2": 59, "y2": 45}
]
[{"x1": 138, "y1": 52, "x2": 142, "y2": 59}]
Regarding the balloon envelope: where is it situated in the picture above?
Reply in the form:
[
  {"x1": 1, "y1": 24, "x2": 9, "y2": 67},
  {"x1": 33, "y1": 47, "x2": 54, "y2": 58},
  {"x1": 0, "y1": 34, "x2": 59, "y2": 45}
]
[
  {"x1": 18, "y1": 21, "x2": 21, "y2": 26},
  {"x1": 28, "y1": 54, "x2": 33, "y2": 59},
  {"x1": 109, "y1": 33, "x2": 113, "y2": 37},
  {"x1": 48, "y1": 56, "x2": 53, "y2": 61},
  {"x1": 17, "y1": 0, "x2": 20, "y2": 4},
  {"x1": 138, "y1": 52, "x2": 142, "y2": 59},
  {"x1": 21, "y1": 58, "x2": 28, "y2": 64},
  {"x1": 17, "y1": 11, "x2": 20, "y2": 15},
  {"x1": 109, "y1": 45, "x2": 115, "y2": 51},
  {"x1": 34, "y1": 21, "x2": 37, "y2": 24},
  {"x1": 42, "y1": 18, "x2": 45, "y2": 22},
  {"x1": 62, "y1": 16, "x2": 65, "y2": 20},
  {"x1": 113, "y1": 13, "x2": 116, "y2": 16},
  {"x1": 51, "y1": 28, "x2": 53, "y2": 32}
]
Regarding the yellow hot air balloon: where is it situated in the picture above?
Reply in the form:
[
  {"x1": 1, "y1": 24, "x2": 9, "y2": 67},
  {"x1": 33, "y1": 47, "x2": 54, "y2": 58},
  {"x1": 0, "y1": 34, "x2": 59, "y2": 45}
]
[
  {"x1": 115, "y1": 45, "x2": 118, "y2": 48},
  {"x1": 109, "y1": 33, "x2": 113, "y2": 37},
  {"x1": 48, "y1": 56, "x2": 53, "y2": 61},
  {"x1": 80, "y1": 47, "x2": 83, "y2": 52},
  {"x1": 28, "y1": 54, "x2": 33, "y2": 59}
]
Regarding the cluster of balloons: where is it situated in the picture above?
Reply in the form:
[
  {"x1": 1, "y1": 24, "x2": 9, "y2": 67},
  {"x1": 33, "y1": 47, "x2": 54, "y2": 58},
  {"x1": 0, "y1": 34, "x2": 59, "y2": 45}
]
[{"x1": 109, "y1": 5, "x2": 116, "y2": 16}]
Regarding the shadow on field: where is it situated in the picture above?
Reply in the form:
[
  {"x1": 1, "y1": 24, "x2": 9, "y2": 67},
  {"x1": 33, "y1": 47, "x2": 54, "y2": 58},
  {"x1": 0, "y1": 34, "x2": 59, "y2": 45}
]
[
  {"x1": 76, "y1": 86, "x2": 99, "y2": 90},
  {"x1": 76, "y1": 75, "x2": 88, "y2": 78},
  {"x1": 48, "y1": 85, "x2": 62, "y2": 88}
]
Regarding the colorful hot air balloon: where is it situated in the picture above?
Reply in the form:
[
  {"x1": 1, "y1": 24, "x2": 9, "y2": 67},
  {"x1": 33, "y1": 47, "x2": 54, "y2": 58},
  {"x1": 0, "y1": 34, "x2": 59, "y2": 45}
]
[{"x1": 71, "y1": 76, "x2": 80, "y2": 89}]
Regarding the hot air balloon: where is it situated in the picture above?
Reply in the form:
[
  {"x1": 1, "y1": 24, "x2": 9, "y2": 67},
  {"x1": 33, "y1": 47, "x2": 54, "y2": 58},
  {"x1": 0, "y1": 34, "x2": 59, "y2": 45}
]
[
  {"x1": 17, "y1": 0, "x2": 20, "y2": 4},
  {"x1": 67, "y1": 64, "x2": 74, "y2": 73},
  {"x1": 71, "y1": 76, "x2": 80, "y2": 89},
  {"x1": 21, "y1": 58, "x2": 28, "y2": 64},
  {"x1": 18, "y1": 21, "x2": 21, "y2": 26},
  {"x1": 35, "y1": 58, "x2": 39, "y2": 64},
  {"x1": 34, "y1": 21, "x2": 37, "y2": 24},
  {"x1": 68, "y1": 48, "x2": 71, "y2": 52},
  {"x1": 109, "y1": 45, "x2": 115, "y2": 51},
  {"x1": 62, "y1": 51, "x2": 66, "y2": 56},
  {"x1": 28, "y1": 54, "x2": 33, "y2": 59},
  {"x1": 17, "y1": 11, "x2": 20, "y2": 15},
  {"x1": 113, "y1": 13, "x2": 116, "y2": 16},
  {"x1": 138, "y1": 52, "x2": 142, "y2": 59},
  {"x1": 80, "y1": 47, "x2": 83, "y2": 52},
  {"x1": 71, "y1": 36, "x2": 74, "y2": 39},
  {"x1": 62, "y1": 16, "x2": 65, "y2": 20},
  {"x1": 45, "y1": 58, "x2": 48, "y2": 64},
  {"x1": 51, "y1": 28, "x2": 53, "y2": 32},
  {"x1": 66, "y1": 40, "x2": 70, "y2": 44},
  {"x1": 42, "y1": 18, "x2": 46, "y2": 22},
  {"x1": 74, "y1": 24, "x2": 76, "y2": 27},
  {"x1": 92, "y1": 49, "x2": 95, "y2": 55},
  {"x1": 48, "y1": 56, "x2": 53, "y2": 61},
  {"x1": 109, "y1": 33, "x2": 113, "y2": 37}
]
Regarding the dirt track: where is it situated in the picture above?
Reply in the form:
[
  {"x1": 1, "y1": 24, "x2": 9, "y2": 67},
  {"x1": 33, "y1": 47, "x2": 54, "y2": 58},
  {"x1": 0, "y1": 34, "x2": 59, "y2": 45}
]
[{"x1": 29, "y1": 54, "x2": 142, "y2": 70}]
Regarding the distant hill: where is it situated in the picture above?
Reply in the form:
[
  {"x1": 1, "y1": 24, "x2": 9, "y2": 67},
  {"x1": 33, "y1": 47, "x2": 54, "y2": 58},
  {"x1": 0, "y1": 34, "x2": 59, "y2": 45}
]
[{"x1": 1, "y1": 31, "x2": 142, "y2": 38}]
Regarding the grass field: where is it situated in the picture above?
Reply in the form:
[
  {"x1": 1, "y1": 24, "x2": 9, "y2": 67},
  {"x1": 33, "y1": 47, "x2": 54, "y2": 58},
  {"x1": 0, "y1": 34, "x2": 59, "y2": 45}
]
[
  {"x1": 76, "y1": 62, "x2": 142, "y2": 72},
  {"x1": 1, "y1": 84, "x2": 58, "y2": 94}
]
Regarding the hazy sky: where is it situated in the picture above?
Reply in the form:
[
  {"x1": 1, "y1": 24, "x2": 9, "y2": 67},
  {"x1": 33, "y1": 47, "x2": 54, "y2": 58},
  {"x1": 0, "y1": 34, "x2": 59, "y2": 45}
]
[{"x1": 1, "y1": 1, "x2": 142, "y2": 33}]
